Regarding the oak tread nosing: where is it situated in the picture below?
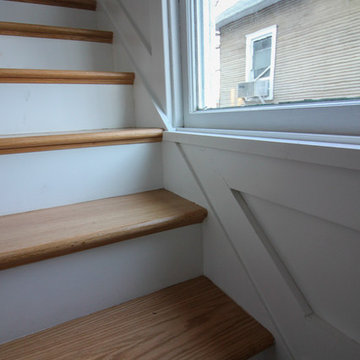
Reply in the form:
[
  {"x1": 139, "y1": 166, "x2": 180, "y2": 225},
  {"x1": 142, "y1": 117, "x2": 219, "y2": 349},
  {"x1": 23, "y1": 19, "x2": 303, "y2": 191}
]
[
  {"x1": 0, "y1": 189, "x2": 207, "y2": 270},
  {"x1": 0, "y1": 277, "x2": 274, "y2": 360},
  {"x1": 0, "y1": 21, "x2": 113, "y2": 43},
  {"x1": 0, "y1": 69, "x2": 135, "y2": 84},
  {"x1": 0, "y1": 128, "x2": 163, "y2": 154},
  {"x1": 5, "y1": 0, "x2": 97, "y2": 11}
]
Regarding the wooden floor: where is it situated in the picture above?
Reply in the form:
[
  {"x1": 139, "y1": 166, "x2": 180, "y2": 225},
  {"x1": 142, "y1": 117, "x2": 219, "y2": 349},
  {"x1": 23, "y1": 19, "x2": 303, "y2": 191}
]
[
  {"x1": 0, "y1": 189, "x2": 207, "y2": 270},
  {"x1": 0, "y1": 277, "x2": 274, "y2": 360}
]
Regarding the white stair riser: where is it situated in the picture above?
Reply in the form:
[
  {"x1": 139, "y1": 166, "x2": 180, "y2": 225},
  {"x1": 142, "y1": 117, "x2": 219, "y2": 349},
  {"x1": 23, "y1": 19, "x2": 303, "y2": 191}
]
[
  {"x1": 0, "y1": 225, "x2": 203, "y2": 344},
  {"x1": 0, "y1": 143, "x2": 162, "y2": 215},
  {"x1": 0, "y1": 1, "x2": 97, "y2": 29},
  {"x1": 0, "y1": 36, "x2": 113, "y2": 71},
  {"x1": 0, "y1": 84, "x2": 134, "y2": 134}
]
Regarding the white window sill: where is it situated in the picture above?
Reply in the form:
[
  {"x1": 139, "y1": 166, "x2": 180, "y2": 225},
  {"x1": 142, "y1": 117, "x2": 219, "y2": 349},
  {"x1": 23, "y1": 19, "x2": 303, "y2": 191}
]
[{"x1": 164, "y1": 129, "x2": 360, "y2": 171}]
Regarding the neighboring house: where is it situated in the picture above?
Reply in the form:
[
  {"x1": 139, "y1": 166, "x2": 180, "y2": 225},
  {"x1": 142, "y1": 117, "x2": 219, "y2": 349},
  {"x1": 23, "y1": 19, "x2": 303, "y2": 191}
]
[{"x1": 217, "y1": 0, "x2": 360, "y2": 107}]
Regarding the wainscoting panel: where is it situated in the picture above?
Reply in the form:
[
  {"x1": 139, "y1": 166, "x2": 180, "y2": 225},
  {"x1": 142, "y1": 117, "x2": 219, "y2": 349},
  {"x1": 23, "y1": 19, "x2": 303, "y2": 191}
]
[{"x1": 168, "y1": 142, "x2": 360, "y2": 360}]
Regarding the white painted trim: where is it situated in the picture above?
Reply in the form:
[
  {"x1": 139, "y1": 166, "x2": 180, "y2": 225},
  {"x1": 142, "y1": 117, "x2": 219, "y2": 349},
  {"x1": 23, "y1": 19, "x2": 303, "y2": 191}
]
[
  {"x1": 231, "y1": 189, "x2": 313, "y2": 317},
  {"x1": 245, "y1": 25, "x2": 277, "y2": 101},
  {"x1": 164, "y1": 130, "x2": 360, "y2": 170},
  {"x1": 180, "y1": 0, "x2": 201, "y2": 117},
  {"x1": 176, "y1": 127, "x2": 360, "y2": 145},
  {"x1": 163, "y1": 0, "x2": 183, "y2": 129},
  {"x1": 183, "y1": 99, "x2": 360, "y2": 135}
]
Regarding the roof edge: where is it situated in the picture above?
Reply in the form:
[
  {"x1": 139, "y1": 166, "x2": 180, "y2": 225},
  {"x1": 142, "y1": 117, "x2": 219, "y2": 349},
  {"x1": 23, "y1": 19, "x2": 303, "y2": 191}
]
[{"x1": 216, "y1": 0, "x2": 282, "y2": 30}]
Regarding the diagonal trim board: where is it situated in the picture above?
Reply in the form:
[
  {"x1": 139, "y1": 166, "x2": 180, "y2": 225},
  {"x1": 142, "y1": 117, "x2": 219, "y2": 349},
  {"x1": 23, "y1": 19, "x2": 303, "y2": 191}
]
[
  {"x1": 0, "y1": 21, "x2": 113, "y2": 43},
  {"x1": 0, "y1": 189, "x2": 207, "y2": 270},
  {"x1": 231, "y1": 189, "x2": 313, "y2": 316},
  {"x1": 0, "y1": 276, "x2": 274, "y2": 360},
  {"x1": 0, "y1": 128, "x2": 163, "y2": 154},
  {"x1": 0, "y1": 69, "x2": 135, "y2": 84},
  {"x1": 5, "y1": 0, "x2": 97, "y2": 10}
]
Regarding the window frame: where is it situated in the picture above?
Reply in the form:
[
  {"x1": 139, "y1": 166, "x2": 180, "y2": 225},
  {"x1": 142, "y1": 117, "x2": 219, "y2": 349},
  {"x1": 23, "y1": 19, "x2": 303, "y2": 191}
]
[
  {"x1": 245, "y1": 25, "x2": 277, "y2": 101},
  {"x1": 179, "y1": 0, "x2": 360, "y2": 138}
]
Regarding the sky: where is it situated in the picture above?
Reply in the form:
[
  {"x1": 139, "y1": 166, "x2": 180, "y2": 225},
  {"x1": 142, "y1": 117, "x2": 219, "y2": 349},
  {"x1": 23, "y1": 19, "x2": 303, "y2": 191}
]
[{"x1": 214, "y1": 0, "x2": 240, "y2": 16}]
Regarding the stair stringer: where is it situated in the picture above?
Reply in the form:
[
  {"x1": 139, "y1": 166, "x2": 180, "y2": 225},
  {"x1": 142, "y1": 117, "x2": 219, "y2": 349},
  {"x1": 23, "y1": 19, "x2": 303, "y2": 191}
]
[{"x1": 96, "y1": 0, "x2": 176, "y2": 130}]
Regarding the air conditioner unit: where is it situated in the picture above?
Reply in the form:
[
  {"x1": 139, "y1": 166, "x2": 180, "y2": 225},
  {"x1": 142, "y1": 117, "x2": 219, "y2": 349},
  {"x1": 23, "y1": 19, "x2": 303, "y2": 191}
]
[{"x1": 238, "y1": 79, "x2": 269, "y2": 98}]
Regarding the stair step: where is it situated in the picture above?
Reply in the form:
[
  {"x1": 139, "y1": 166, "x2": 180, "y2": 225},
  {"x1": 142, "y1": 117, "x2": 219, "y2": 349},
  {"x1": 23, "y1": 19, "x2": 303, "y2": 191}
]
[
  {"x1": 0, "y1": 276, "x2": 274, "y2": 359},
  {"x1": 0, "y1": 69, "x2": 134, "y2": 84},
  {"x1": 0, "y1": 1, "x2": 97, "y2": 29},
  {"x1": 0, "y1": 128, "x2": 163, "y2": 154},
  {"x1": 0, "y1": 189, "x2": 207, "y2": 270},
  {"x1": 0, "y1": 21, "x2": 112, "y2": 43},
  {"x1": 6, "y1": 0, "x2": 97, "y2": 11}
]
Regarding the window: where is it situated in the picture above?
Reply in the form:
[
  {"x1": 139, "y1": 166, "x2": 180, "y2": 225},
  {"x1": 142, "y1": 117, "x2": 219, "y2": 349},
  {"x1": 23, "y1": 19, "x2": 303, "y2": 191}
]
[
  {"x1": 242, "y1": 25, "x2": 277, "y2": 102},
  {"x1": 179, "y1": 0, "x2": 360, "y2": 136}
]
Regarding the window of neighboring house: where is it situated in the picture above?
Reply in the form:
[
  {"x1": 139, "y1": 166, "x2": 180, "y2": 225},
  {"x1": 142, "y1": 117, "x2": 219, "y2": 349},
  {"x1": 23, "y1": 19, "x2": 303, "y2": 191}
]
[
  {"x1": 243, "y1": 25, "x2": 277, "y2": 102},
  {"x1": 179, "y1": 0, "x2": 360, "y2": 137}
]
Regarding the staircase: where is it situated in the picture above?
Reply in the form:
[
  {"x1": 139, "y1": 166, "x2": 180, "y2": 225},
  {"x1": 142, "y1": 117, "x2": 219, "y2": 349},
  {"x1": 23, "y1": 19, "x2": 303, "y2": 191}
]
[{"x1": 0, "y1": 0, "x2": 274, "y2": 358}]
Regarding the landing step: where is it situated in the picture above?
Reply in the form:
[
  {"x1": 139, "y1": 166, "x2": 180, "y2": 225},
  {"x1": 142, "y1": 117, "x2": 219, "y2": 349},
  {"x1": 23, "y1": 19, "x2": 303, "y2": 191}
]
[
  {"x1": 0, "y1": 21, "x2": 112, "y2": 43},
  {"x1": 6, "y1": 0, "x2": 97, "y2": 11},
  {"x1": 0, "y1": 128, "x2": 163, "y2": 154},
  {"x1": 0, "y1": 276, "x2": 274, "y2": 359},
  {"x1": 0, "y1": 189, "x2": 207, "y2": 270},
  {"x1": 0, "y1": 69, "x2": 134, "y2": 84}
]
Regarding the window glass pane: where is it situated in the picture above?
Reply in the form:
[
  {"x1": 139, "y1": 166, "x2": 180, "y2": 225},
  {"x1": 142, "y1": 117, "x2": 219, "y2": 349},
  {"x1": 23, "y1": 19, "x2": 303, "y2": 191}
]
[
  {"x1": 253, "y1": 36, "x2": 271, "y2": 78},
  {"x1": 194, "y1": 0, "x2": 360, "y2": 110}
]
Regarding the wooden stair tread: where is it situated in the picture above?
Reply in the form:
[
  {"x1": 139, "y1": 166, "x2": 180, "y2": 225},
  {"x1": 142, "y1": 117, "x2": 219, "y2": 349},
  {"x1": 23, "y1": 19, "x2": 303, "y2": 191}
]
[
  {"x1": 5, "y1": 0, "x2": 97, "y2": 11},
  {"x1": 0, "y1": 21, "x2": 113, "y2": 43},
  {"x1": 0, "y1": 189, "x2": 207, "y2": 270},
  {"x1": 0, "y1": 69, "x2": 135, "y2": 84},
  {"x1": 0, "y1": 276, "x2": 274, "y2": 360},
  {"x1": 0, "y1": 128, "x2": 163, "y2": 154}
]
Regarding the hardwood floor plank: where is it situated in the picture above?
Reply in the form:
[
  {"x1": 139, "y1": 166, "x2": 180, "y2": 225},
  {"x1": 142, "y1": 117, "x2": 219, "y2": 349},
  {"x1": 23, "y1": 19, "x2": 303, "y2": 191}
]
[{"x1": 0, "y1": 277, "x2": 274, "y2": 359}]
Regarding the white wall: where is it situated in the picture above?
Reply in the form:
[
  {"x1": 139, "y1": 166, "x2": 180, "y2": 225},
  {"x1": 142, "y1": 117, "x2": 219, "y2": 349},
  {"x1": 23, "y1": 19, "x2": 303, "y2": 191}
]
[
  {"x1": 97, "y1": 0, "x2": 174, "y2": 130},
  {"x1": 163, "y1": 134, "x2": 360, "y2": 360},
  {"x1": 0, "y1": 84, "x2": 133, "y2": 134},
  {"x1": 0, "y1": 37, "x2": 114, "y2": 71},
  {"x1": 0, "y1": 1, "x2": 97, "y2": 28},
  {"x1": 0, "y1": 143, "x2": 163, "y2": 215}
]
